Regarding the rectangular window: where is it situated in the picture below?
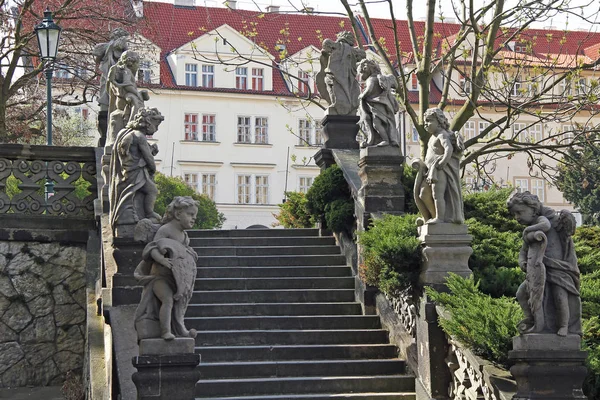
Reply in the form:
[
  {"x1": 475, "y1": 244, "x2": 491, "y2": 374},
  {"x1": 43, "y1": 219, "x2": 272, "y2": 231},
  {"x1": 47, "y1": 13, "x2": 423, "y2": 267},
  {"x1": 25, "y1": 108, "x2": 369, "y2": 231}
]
[
  {"x1": 298, "y1": 119, "x2": 311, "y2": 145},
  {"x1": 299, "y1": 176, "x2": 314, "y2": 193},
  {"x1": 575, "y1": 78, "x2": 587, "y2": 95},
  {"x1": 515, "y1": 178, "x2": 529, "y2": 193},
  {"x1": 314, "y1": 123, "x2": 323, "y2": 146},
  {"x1": 512, "y1": 77, "x2": 522, "y2": 96},
  {"x1": 531, "y1": 123, "x2": 543, "y2": 142},
  {"x1": 184, "y1": 173, "x2": 199, "y2": 191},
  {"x1": 237, "y1": 175, "x2": 252, "y2": 204},
  {"x1": 138, "y1": 61, "x2": 151, "y2": 83},
  {"x1": 254, "y1": 117, "x2": 268, "y2": 144},
  {"x1": 462, "y1": 121, "x2": 476, "y2": 140},
  {"x1": 478, "y1": 121, "x2": 491, "y2": 139},
  {"x1": 560, "y1": 78, "x2": 572, "y2": 96},
  {"x1": 255, "y1": 175, "x2": 269, "y2": 204},
  {"x1": 235, "y1": 67, "x2": 247, "y2": 90},
  {"x1": 185, "y1": 63, "x2": 197, "y2": 86},
  {"x1": 298, "y1": 70, "x2": 309, "y2": 93},
  {"x1": 459, "y1": 75, "x2": 471, "y2": 94},
  {"x1": 561, "y1": 125, "x2": 574, "y2": 144},
  {"x1": 237, "y1": 116, "x2": 251, "y2": 143},
  {"x1": 184, "y1": 113, "x2": 199, "y2": 141},
  {"x1": 55, "y1": 63, "x2": 72, "y2": 79},
  {"x1": 252, "y1": 68, "x2": 264, "y2": 91},
  {"x1": 201, "y1": 173, "x2": 217, "y2": 200},
  {"x1": 202, "y1": 65, "x2": 214, "y2": 88},
  {"x1": 513, "y1": 122, "x2": 526, "y2": 142},
  {"x1": 202, "y1": 114, "x2": 216, "y2": 141},
  {"x1": 409, "y1": 73, "x2": 418, "y2": 91},
  {"x1": 411, "y1": 125, "x2": 419, "y2": 143},
  {"x1": 532, "y1": 179, "x2": 545, "y2": 202}
]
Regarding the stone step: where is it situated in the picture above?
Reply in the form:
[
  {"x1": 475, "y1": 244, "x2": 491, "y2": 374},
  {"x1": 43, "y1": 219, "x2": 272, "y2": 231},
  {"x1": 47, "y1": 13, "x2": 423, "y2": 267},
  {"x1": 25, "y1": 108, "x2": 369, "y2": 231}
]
[
  {"x1": 191, "y1": 289, "x2": 355, "y2": 304},
  {"x1": 194, "y1": 329, "x2": 390, "y2": 346},
  {"x1": 194, "y1": 277, "x2": 355, "y2": 290},
  {"x1": 197, "y1": 255, "x2": 347, "y2": 267},
  {"x1": 189, "y1": 236, "x2": 336, "y2": 248},
  {"x1": 188, "y1": 229, "x2": 320, "y2": 238},
  {"x1": 195, "y1": 344, "x2": 399, "y2": 363},
  {"x1": 198, "y1": 394, "x2": 415, "y2": 400},
  {"x1": 198, "y1": 359, "x2": 406, "y2": 379},
  {"x1": 186, "y1": 315, "x2": 381, "y2": 331},
  {"x1": 194, "y1": 375, "x2": 415, "y2": 397},
  {"x1": 194, "y1": 246, "x2": 341, "y2": 257},
  {"x1": 196, "y1": 266, "x2": 351, "y2": 278},
  {"x1": 186, "y1": 302, "x2": 362, "y2": 317}
]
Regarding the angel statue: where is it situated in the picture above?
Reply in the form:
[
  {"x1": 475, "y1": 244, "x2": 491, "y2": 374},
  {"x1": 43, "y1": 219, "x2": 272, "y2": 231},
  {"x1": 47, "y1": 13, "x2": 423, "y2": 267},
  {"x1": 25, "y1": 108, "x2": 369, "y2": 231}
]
[
  {"x1": 356, "y1": 58, "x2": 400, "y2": 148},
  {"x1": 507, "y1": 191, "x2": 582, "y2": 336},
  {"x1": 412, "y1": 108, "x2": 465, "y2": 225},
  {"x1": 134, "y1": 196, "x2": 199, "y2": 341}
]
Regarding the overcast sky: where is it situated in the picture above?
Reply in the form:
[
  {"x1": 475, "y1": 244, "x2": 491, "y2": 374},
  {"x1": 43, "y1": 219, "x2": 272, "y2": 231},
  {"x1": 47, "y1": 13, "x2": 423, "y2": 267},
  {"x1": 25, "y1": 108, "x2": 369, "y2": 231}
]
[{"x1": 145, "y1": 0, "x2": 599, "y2": 31}]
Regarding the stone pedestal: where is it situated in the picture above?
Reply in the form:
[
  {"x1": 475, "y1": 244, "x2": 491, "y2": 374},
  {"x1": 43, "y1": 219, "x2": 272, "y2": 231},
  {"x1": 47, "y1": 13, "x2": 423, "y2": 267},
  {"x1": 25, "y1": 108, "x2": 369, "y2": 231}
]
[
  {"x1": 314, "y1": 148, "x2": 335, "y2": 171},
  {"x1": 101, "y1": 146, "x2": 111, "y2": 213},
  {"x1": 111, "y1": 238, "x2": 145, "y2": 305},
  {"x1": 509, "y1": 334, "x2": 587, "y2": 400},
  {"x1": 357, "y1": 146, "x2": 405, "y2": 230},
  {"x1": 97, "y1": 110, "x2": 108, "y2": 147},
  {"x1": 321, "y1": 115, "x2": 360, "y2": 149},
  {"x1": 418, "y1": 223, "x2": 472, "y2": 289},
  {"x1": 132, "y1": 338, "x2": 200, "y2": 400}
]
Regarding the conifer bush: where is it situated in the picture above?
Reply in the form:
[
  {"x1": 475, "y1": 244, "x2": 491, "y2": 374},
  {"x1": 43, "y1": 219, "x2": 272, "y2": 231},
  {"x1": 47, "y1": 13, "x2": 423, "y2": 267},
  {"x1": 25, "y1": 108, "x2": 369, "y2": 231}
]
[{"x1": 274, "y1": 191, "x2": 314, "y2": 228}]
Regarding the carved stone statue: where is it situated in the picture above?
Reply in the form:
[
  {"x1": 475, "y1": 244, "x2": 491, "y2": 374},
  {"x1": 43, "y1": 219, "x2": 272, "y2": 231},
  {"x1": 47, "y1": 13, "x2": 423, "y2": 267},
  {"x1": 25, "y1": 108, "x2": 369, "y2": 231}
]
[
  {"x1": 316, "y1": 31, "x2": 366, "y2": 116},
  {"x1": 94, "y1": 28, "x2": 130, "y2": 112},
  {"x1": 412, "y1": 108, "x2": 465, "y2": 224},
  {"x1": 507, "y1": 191, "x2": 582, "y2": 336},
  {"x1": 109, "y1": 107, "x2": 163, "y2": 237},
  {"x1": 106, "y1": 50, "x2": 150, "y2": 147},
  {"x1": 134, "y1": 196, "x2": 199, "y2": 341},
  {"x1": 356, "y1": 59, "x2": 400, "y2": 148}
]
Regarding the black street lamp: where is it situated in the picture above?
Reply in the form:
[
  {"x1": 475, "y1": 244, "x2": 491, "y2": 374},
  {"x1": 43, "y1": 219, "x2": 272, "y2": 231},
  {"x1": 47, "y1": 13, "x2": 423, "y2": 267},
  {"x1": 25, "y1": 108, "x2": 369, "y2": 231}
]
[{"x1": 35, "y1": 7, "x2": 62, "y2": 197}]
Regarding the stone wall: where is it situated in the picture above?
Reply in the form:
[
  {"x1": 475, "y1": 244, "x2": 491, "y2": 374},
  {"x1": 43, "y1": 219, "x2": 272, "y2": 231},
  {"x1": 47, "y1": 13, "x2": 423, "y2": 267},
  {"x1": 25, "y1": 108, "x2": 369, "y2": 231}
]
[{"x1": 0, "y1": 241, "x2": 87, "y2": 387}]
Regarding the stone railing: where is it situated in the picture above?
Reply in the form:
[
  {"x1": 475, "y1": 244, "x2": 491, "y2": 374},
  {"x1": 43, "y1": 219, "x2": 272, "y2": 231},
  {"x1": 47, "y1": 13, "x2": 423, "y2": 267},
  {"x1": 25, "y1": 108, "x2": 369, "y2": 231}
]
[{"x1": 0, "y1": 144, "x2": 97, "y2": 217}]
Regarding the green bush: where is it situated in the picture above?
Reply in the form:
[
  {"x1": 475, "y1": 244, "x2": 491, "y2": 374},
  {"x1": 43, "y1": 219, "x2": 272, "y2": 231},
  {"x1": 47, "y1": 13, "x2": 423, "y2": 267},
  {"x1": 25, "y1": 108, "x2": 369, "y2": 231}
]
[
  {"x1": 582, "y1": 270, "x2": 600, "y2": 320},
  {"x1": 306, "y1": 165, "x2": 354, "y2": 233},
  {"x1": 583, "y1": 317, "x2": 600, "y2": 399},
  {"x1": 154, "y1": 173, "x2": 225, "y2": 229},
  {"x1": 464, "y1": 188, "x2": 522, "y2": 233},
  {"x1": 574, "y1": 226, "x2": 600, "y2": 275},
  {"x1": 426, "y1": 274, "x2": 523, "y2": 367},
  {"x1": 274, "y1": 192, "x2": 314, "y2": 228},
  {"x1": 402, "y1": 164, "x2": 418, "y2": 214},
  {"x1": 358, "y1": 214, "x2": 421, "y2": 294},
  {"x1": 467, "y1": 218, "x2": 524, "y2": 297}
]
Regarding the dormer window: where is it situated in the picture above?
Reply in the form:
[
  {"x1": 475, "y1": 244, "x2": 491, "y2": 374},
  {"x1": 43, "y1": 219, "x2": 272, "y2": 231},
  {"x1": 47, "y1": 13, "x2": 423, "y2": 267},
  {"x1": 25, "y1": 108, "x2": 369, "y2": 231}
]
[
  {"x1": 298, "y1": 71, "x2": 309, "y2": 93},
  {"x1": 185, "y1": 63, "x2": 197, "y2": 86},
  {"x1": 202, "y1": 65, "x2": 214, "y2": 88},
  {"x1": 459, "y1": 75, "x2": 471, "y2": 94},
  {"x1": 252, "y1": 68, "x2": 264, "y2": 91},
  {"x1": 235, "y1": 67, "x2": 248, "y2": 89},
  {"x1": 514, "y1": 42, "x2": 527, "y2": 53},
  {"x1": 406, "y1": 72, "x2": 418, "y2": 91},
  {"x1": 138, "y1": 60, "x2": 151, "y2": 83}
]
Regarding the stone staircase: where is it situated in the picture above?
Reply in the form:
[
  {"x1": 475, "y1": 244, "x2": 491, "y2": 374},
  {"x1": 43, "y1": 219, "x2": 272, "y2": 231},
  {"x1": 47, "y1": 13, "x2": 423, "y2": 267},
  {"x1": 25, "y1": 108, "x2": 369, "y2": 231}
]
[{"x1": 187, "y1": 228, "x2": 415, "y2": 400}]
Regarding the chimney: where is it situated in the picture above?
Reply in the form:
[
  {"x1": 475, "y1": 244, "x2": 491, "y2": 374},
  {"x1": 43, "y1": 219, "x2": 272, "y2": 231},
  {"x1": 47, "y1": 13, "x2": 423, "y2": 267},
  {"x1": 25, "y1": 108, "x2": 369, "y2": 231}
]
[
  {"x1": 267, "y1": 5, "x2": 280, "y2": 13},
  {"x1": 224, "y1": 0, "x2": 237, "y2": 9}
]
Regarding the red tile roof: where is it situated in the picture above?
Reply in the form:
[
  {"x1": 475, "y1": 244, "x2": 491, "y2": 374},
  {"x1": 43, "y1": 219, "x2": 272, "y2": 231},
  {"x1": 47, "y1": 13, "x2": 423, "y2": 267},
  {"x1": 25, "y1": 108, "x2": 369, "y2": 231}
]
[{"x1": 140, "y1": 2, "x2": 600, "y2": 101}]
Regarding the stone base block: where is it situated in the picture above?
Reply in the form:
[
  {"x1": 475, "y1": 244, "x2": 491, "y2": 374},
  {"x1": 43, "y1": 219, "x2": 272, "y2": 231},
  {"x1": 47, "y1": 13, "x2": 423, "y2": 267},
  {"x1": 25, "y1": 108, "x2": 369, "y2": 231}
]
[
  {"x1": 509, "y1": 334, "x2": 587, "y2": 399},
  {"x1": 132, "y1": 353, "x2": 201, "y2": 400},
  {"x1": 314, "y1": 148, "x2": 335, "y2": 170},
  {"x1": 418, "y1": 223, "x2": 472, "y2": 287},
  {"x1": 321, "y1": 115, "x2": 360, "y2": 149},
  {"x1": 139, "y1": 338, "x2": 195, "y2": 355}
]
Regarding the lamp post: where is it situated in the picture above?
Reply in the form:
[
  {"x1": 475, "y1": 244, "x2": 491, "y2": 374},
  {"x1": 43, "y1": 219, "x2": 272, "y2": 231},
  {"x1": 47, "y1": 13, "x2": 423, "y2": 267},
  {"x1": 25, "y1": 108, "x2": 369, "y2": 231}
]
[{"x1": 35, "y1": 7, "x2": 62, "y2": 198}]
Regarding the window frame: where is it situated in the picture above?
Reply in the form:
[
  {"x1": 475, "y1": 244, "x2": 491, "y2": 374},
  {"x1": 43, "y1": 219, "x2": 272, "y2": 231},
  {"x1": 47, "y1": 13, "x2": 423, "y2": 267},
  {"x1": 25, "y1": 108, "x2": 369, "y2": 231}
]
[
  {"x1": 252, "y1": 68, "x2": 264, "y2": 91},
  {"x1": 185, "y1": 63, "x2": 198, "y2": 86},
  {"x1": 236, "y1": 174, "x2": 270, "y2": 204},
  {"x1": 235, "y1": 67, "x2": 248, "y2": 90},
  {"x1": 201, "y1": 114, "x2": 217, "y2": 142},
  {"x1": 202, "y1": 65, "x2": 215, "y2": 88},
  {"x1": 184, "y1": 113, "x2": 199, "y2": 141}
]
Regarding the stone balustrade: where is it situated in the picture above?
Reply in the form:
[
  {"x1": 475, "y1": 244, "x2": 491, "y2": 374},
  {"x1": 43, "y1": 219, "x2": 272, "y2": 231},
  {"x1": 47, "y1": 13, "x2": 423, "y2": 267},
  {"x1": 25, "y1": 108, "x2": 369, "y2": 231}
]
[{"x1": 0, "y1": 144, "x2": 97, "y2": 217}]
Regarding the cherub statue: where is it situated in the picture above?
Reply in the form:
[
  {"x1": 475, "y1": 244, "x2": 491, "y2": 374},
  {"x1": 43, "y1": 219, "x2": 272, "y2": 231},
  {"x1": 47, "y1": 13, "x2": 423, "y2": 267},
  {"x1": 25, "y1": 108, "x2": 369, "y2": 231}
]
[
  {"x1": 356, "y1": 58, "x2": 400, "y2": 148},
  {"x1": 507, "y1": 191, "x2": 582, "y2": 337},
  {"x1": 93, "y1": 28, "x2": 130, "y2": 112},
  {"x1": 106, "y1": 50, "x2": 149, "y2": 146},
  {"x1": 316, "y1": 31, "x2": 366, "y2": 116},
  {"x1": 412, "y1": 108, "x2": 464, "y2": 224},
  {"x1": 109, "y1": 107, "x2": 163, "y2": 237},
  {"x1": 134, "y1": 196, "x2": 199, "y2": 341}
]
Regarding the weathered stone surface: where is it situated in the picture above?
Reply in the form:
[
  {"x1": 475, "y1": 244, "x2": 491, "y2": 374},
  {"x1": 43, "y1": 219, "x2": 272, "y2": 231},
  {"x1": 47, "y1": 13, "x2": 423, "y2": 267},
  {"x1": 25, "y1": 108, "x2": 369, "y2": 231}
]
[
  {"x1": 0, "y1": 322, "x2": 17, "y2": 343},
  {"x1": 32, "y1": 263, "x2": 72, "y2": 286},
  {"x1": 28, "y1": 295, "x2": 54, "y2": 317},
  {"x1": 53, "y1": 350, "x2": 83, "y2": 374},
  {"x1": 55, "y1": 304, "x2": 85, "y2": 327},
  {"x1": 53, "y1": 284, "x2": 76, "y2": 305},
  {"x1": 30, "y1": 358, "x2": 61, "y2": 386},
  {"x1": 20, "y1": 315, "x2": 56, "y2": 344},
  {"x1": 0, "y1": 358, "x2": 30, "y2": 387},
  {"x1": 0, "y1": 275, "x2": 17, "y2": 298},
  {"x1": 56, "y1": 325, "x2": 84, "y2": 353},
  {"x1": 139, "y1": 338, "x2": 195, "y2": 355},
  {"x1": 64, "y1": 272, "x2": 86, "y2": 293},
  {"x1": 0, "y1": 342, "x2": 25, "y2": 374},
  {"x1": 23, "y1": 342, "x2": 56, "y2": 366},
  {"x1": 3, "y1": 301, "x2": 32, "y2": 332},
  {"x1": 0, "y1": 294, "x2": 11, "y2": 316},
  {"x1": 12, "y1": 272, "x2": 50, "y2": 301}
]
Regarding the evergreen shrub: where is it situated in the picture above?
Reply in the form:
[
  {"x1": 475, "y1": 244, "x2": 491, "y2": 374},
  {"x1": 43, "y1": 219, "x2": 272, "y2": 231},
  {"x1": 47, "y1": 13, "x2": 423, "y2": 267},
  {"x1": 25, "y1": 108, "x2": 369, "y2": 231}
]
[
  {"x1": 426, "y1": 273, "x2": 523, "y2": 367},
  {"x1": 154, "y1": 173, "x2": 225, "y2": 229},
  {"x1": 274, "y1": 192, "x2": 314, "y2": 228},
  {"x1": 583, "y1": 317, "x2": 600, "y2": 399},
  {"x1": 574, "y1": 226, "x2": 600, "y2": 275},
  {"x1": 464, "y1": 188, "x2": 522, "y2": 233},
  {"x1": 358, "y1": 214, "x2": 421, "y2": 294}
]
